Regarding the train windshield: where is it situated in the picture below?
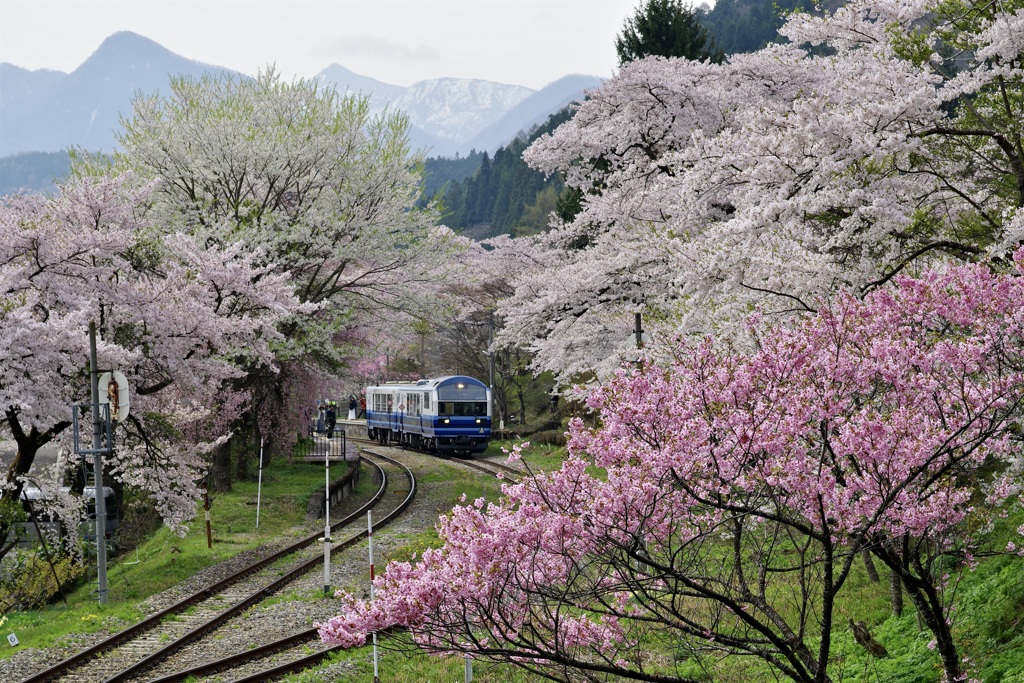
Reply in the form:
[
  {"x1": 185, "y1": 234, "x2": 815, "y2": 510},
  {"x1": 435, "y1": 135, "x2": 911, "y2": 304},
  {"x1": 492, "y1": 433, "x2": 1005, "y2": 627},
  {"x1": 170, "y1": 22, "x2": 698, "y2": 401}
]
[{"x1": 437, "y1": 401, "x2": 488, "y2": 417}]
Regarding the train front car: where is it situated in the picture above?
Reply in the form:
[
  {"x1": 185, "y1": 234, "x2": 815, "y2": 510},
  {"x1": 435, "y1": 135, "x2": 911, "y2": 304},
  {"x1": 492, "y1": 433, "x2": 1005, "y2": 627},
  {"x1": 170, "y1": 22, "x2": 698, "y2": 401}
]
[
  {"x1": 430, "y1": 375, "x2": 491, "y2": 454},
  {"x1": 365, "y1": 375, "x2": 491, "y2": 455}
]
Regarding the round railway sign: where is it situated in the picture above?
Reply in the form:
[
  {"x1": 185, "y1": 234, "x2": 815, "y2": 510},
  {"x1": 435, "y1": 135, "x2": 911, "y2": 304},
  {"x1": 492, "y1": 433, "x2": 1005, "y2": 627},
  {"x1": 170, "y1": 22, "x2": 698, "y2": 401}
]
[{"x1": 97, "y1": 371, "x2": 130, "y2": 423}]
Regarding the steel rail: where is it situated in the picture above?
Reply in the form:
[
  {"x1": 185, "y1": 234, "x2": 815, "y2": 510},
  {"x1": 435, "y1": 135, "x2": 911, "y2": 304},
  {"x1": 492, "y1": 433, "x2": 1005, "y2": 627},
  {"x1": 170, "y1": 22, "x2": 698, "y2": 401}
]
[
  {"x1": 127, "y1": 449, "x2": 414, "y2": 683},
  {"x1": 99, "y1": 450, "x2": 414, "y2": 683},
  {"x1": 145, "y1": 446, "x2": 522, "y2": 683},
  {"x1": 350, "y1": 435, "x2": 522, "y2": 482},
  {"x1": 445, "y1": 454, "x2": 521, "y2": 483},
  {"x1": 21, "y1": 454, "x2": 388, "y2": 683}
]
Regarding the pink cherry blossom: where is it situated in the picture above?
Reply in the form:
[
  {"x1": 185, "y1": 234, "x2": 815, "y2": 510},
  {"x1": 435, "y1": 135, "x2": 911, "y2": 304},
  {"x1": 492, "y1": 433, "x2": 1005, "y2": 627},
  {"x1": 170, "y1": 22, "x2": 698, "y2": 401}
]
[{"x1": 321, "y1": 251, "x2": 1024, "y2": 682}]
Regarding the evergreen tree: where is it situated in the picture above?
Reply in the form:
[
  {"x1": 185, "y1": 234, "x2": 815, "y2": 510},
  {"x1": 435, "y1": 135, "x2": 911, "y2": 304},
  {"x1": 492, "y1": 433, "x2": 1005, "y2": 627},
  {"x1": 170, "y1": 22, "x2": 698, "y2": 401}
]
[
  {"x1": 700, "y1": 0, "x2": 818, "y2": 56},
  {"x1": 615, "y1": 0, "x2": 724, "y2": 64},
  {"x1": 0, "y1": 151, "x2": 72, "y2": 196},
  {"x1": 418, "y1": 150, "x2": 486, "y2": 208},
  {"x1": 434, "y1": 108, "x2": 574, "y2": 236}
]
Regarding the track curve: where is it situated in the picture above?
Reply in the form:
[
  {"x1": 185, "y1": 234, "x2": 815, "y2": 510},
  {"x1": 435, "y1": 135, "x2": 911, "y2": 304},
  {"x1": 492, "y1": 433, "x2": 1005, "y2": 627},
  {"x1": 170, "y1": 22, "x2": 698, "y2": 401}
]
[{"x1": 21, "y1": 451, "x2": 415, "y2": 683}]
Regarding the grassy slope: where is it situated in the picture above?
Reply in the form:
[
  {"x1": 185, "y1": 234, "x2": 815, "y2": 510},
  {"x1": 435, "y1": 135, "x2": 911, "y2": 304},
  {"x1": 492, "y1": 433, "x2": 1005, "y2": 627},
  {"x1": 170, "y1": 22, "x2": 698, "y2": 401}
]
[
  {"x1": 310, "y1": 441, "x2": 1024, "y2": 683},
  {"x1": 4, "y1": 441, "x2": 1022, "y2": 682},
  {"x1": 0, "y1": 460, "x2": 342, "y2": 655}
]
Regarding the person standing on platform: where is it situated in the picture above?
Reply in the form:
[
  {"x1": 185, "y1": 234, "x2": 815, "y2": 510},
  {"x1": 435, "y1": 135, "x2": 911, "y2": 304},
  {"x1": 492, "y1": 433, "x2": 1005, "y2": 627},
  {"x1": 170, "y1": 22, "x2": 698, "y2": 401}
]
[
  {"x1": 325, "y1": 401, "x2": 337, "y2": 439},
  {"x1": 358, "y1": 396, "x2": 366, "y2": 418},
  {"x1": 348, "y1": 395, "x2": 357, "y2": 421}
]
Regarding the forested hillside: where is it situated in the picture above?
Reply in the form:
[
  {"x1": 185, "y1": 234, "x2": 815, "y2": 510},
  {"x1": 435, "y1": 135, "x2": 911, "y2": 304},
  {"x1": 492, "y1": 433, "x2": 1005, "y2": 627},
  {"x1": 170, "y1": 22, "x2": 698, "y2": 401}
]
[
  {"x1": 419, "y1": 150, "x2": 485, "y2": 202},
  {"x1": 428, "y1": 0, "x2": 828, "y2": 237},
  {"x1": 424, "y1": 107, "x2": 574, "y2": 237},
  {"x1": 0, "y1": 151, "x2": 71, "y2": 196},
  {"x1": 700, "y1": 0, "x2": 820, "y2": 54}
]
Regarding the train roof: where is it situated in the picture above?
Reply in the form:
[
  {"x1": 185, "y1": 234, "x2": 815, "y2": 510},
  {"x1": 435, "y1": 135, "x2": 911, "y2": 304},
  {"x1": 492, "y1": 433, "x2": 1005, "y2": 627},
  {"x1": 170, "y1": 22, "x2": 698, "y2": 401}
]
[{"x1": 367, "y1": 375, "x2": 488, "y2": 390}]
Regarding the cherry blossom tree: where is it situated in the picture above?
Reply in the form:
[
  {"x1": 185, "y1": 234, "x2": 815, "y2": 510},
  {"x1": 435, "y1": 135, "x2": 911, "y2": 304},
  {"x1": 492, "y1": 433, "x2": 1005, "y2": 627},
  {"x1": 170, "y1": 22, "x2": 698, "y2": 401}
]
[
  {"x1": 75, "y1": 69, "x2": 460, "y2": 464},
  {"x1": 320, "y1": 254, "x2": 1024, "y2": 682},
  {"x1": 0, "y1": 174, "x2": 297, "y2": 562},
  {"x1": 497, "y1": 0, "x2": 1024, "y2": 385}
]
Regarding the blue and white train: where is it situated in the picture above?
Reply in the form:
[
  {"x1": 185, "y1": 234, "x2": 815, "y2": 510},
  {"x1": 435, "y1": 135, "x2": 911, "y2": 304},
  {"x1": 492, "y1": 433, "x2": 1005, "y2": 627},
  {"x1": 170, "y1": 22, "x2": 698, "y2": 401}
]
[{"x1": 365, "y1": 375, "x2": 491, "y2": 454}]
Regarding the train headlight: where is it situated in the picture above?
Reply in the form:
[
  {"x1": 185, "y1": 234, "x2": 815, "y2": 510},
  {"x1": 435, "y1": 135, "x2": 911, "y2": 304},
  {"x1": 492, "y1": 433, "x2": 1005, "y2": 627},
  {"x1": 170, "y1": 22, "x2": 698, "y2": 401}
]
[
  {"x1": 475, "y1": 418, "x2": 481, "y2": 424},
  {"x1": 443, "y1": 418, "x2": 450, "y2": 424}
]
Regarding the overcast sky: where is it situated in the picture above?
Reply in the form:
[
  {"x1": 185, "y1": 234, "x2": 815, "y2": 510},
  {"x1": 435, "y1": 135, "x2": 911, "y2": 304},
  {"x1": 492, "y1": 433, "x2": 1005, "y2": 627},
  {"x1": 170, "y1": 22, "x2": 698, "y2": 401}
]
[{"x1": 0, "y1": 0, "x2": 643, "y2": 90}]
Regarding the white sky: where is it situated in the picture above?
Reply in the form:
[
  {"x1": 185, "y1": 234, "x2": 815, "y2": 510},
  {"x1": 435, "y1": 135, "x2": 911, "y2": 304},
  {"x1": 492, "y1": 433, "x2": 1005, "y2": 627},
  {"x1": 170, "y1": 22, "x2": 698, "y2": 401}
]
[{"x1": 0, "y1": 0, "x2": 643, "y2": 90}]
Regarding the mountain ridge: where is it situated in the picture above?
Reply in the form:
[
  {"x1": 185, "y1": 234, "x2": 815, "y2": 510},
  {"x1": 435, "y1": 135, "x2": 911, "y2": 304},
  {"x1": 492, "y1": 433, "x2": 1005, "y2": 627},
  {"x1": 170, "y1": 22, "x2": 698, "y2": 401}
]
[{"x1": 0, "y1": 30, "x2": 601, "y2": 161}]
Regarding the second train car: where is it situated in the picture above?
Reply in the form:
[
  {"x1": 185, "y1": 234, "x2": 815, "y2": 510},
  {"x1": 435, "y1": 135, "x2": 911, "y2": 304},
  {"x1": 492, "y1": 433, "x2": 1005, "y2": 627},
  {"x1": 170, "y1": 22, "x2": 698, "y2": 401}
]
[{"x1": 365, "y1": 375, "x2": 491, "y2": 454}]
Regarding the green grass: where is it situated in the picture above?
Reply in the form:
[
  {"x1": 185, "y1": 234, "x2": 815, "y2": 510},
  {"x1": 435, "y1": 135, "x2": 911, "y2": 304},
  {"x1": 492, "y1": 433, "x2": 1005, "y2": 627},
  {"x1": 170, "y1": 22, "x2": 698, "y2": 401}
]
[
  {"x1": 371, "y1": 462, "x2": 504, "y2": 571},
  {"x1": 8, "y1": 443, "x2": 1023, "y2": 683},
  {"x1": 285, "y1": 636, "x2": 541, "y2": 682},
  {"x1": 0, "y1": 458, "x2": 352, "y2": 659},
  {"x1": 322, "y1": 453, "x2": 1024, "y2": 683},
  {"x1": 484, "y1": 437, "x2": 565, "y2": 473}
]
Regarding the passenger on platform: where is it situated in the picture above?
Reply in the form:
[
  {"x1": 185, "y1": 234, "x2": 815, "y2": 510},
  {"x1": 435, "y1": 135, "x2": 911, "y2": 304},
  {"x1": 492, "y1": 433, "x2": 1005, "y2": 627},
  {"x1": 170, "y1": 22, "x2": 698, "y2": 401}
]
[
  {"x1": 325, "y1": 402, "x2": 337, "y2": 439},
  {"x1": 347, "y1": 395, "x2": 357, "y2": 421},
  {"x1": 358, "y1": 396, "x2": 366, "y2": 418}
]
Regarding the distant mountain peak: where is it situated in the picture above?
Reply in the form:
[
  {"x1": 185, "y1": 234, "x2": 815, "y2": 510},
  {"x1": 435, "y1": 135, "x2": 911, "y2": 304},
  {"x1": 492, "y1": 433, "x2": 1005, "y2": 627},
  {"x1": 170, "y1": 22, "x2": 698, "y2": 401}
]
[
  {"x1": 102, "y1": 29, "x2": 157, "y2": 45},
  {"x1": 91, "y1": 30, "x2": 172, "y2": 59},
  {"x1": 2, "y1": 31, "x2": 602, "y2": 163},
  {"x1": 1, "y1": 32, "x2": 240, "y2": 157},
  {"x1": 79, "y1": 30, "x2": 227, "y2": 77}
]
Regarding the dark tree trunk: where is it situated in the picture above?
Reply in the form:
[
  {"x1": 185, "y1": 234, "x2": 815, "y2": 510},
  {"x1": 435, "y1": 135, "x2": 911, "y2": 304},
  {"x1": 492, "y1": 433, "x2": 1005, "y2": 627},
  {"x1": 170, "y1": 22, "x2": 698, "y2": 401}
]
[
  {"x1": 1, "y1": 410, "x2": 67, "y2": 564},
  {"x1": 875, "y1": 537, "x2": 960, "y2": 681},
  {"x1": 260, "y1": 433, "x2": 271, "y2": 466},
  {"x1": 890, "y1": 569, "x2": 904, "y2": 616},
  {"x1": 861, "y1": 547, "x2": 879, "y2": 582},
  {"x1": 235, "y1": 439, "x2": 249, "y2": 480},
  {"x1": 903, "y1": 578, "x2": 960, "y2": 681},
  {"x1": 212, "y1": 439, "x2": 232, "y2": 492}
]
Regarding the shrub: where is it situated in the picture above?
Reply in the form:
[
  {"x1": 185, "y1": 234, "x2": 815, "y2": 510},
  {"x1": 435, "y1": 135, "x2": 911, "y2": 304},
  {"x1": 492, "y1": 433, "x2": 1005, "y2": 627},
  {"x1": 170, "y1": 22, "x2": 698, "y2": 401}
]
[{"x1": 0, "y1": 549, "x2": 84, "y2": 611}]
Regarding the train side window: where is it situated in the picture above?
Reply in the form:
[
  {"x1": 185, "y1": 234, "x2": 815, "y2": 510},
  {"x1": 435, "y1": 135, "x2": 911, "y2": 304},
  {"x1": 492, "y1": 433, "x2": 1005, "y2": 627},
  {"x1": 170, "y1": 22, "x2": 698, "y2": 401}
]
[{"x1": 423, "y1": 392, "x2": 431, "y2": 411}]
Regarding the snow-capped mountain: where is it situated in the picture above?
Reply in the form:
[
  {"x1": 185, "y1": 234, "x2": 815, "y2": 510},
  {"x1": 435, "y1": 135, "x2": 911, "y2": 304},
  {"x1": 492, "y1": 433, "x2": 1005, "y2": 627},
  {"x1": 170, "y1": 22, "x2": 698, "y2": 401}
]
[{"x1": 0, "y1": 31, "x2": 601, "y2": 161}]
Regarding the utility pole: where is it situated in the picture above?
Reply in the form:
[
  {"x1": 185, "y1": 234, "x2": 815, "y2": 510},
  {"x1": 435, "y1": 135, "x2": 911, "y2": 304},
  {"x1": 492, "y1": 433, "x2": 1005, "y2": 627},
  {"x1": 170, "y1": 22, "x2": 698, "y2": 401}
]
[
  {"x1": 323, "y1": 442, "x2": 331, "y2": 596},
  {"x1": 88, "y1": 322, "x2": 109, "y2": 604},
  {"x1": 488, "y1": 312, "x2": 495, "y2": 426},
  {"x1": 633, "y1": 311, "x2": 646, "y2": 369}
]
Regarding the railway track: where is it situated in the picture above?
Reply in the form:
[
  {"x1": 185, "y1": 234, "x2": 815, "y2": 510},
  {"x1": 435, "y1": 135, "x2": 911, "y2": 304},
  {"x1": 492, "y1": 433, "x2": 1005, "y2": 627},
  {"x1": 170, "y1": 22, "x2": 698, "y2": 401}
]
[
  {"x1": 21, "y1": 449, "x2": 415, "y2": 683},
  {"x1": 350, "y1": 435, "x2": 522, "y2": 483}
]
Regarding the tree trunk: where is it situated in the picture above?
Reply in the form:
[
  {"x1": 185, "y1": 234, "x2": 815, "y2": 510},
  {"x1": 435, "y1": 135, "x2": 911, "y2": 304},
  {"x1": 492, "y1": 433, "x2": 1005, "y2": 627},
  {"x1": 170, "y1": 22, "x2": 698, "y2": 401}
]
[
  {"x1": 212, "y1": 439, "x2": 232, "y2": 492},
  {"x1": 1, "y1": 412, "x2": 43, "y2": 564},
  {"x1": 861, "y1": 547, "x2": 879, "y2": 582},
  {"x1": 901, "y1": 573, "x2": 961, "y2": 681},
  {"x1": 873, "y1": 536, "x2": 960, "y2": 680},
  {"x1": 1, "y1": 411, "x2": 69, "y2": 561},
  {"x1": 890, "y1": 569, "x2": 903, "y2": 616},
  {"x1": 235, "y1": 439, "x2": 249, "y2": 481}
]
